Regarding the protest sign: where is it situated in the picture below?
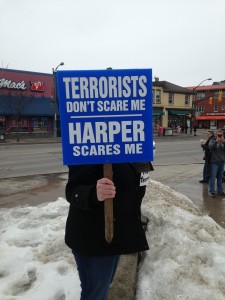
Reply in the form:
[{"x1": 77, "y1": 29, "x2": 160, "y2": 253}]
[{"x1": 57, "y1": 68, "x2": 153, "y2": 165}]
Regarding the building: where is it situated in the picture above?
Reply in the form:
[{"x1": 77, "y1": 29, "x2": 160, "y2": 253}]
[
  {"x1": 188, "y1": 81, "x2": 225, "y2": 130},
  {"x1": 0, "y1": 68, "x2": 56, "y2": 136},
  {"x1": 1, "y1": 68, "x2": 196, "y2": 137},
  {"x1": 152, "y1": 78, "x2": 193, "y2": 131}
]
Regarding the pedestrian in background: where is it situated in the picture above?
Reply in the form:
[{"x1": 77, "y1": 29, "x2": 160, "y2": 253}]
[
  {"x1": 208, "y1": 130, "x2": 225, "y2": 198},
  {"x1": 199, "y1": 130, "x2": 214, "y2": 183},
  {"x1": 193, "y1": 125, "x2": 198, "y2": 136}
]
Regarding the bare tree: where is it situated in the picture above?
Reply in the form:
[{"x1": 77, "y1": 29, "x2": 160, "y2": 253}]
[{"x1": 4, "y1": 93, "x2": 34, "y2": 142}]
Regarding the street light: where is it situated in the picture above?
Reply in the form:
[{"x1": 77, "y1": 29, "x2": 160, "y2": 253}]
[
  {"x1": 192, "y1": 78, "x2": 212, "y2": 127},
  {"x1": 54, "y1": 62, "x2": 64, "y2": 72},
  {"x1": 52, "y1": 62, "x2": 64, "y2": 138},
  {"x1": 192, "y1": 78, "x2": 212, "y2": 104}
]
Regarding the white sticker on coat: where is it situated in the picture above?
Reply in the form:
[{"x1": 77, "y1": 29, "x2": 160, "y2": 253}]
[{"x1": 140, "y1": 171, "x2": 150, "y2": 186}]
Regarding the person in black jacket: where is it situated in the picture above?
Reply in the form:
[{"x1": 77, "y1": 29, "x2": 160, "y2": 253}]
[
  {"x1": 208, "y1": 130, "x2": 225, "y2": 197},
  {"x1": 199, "y1": 130, "x2": 214, "y2": 183},
  {"x1": 65, "y1": 162, "x2": 151, "y2": 300}
]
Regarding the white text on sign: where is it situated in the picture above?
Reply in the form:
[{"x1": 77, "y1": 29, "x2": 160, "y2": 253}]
[{"x1": 63, "y1": 76, "x2": 147, "y2": 99}]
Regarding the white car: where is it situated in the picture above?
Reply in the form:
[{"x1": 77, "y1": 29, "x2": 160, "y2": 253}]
[{"x1": 153, "y1": 141, "x2": 156, "y2": 160}]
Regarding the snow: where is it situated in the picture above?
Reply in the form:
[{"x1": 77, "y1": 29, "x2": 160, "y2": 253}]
[{"x1": 0, "y1": 180, "x2": 225, "y2": 300}]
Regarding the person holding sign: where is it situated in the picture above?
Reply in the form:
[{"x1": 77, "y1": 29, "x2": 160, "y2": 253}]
[{"x1": 65, "y1": 162, "x2": 152, "y2": 300}]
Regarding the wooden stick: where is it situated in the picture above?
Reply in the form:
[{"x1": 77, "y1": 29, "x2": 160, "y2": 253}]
[{"x1": 103, "y1": 164, "x2": 114, "y2": 243}]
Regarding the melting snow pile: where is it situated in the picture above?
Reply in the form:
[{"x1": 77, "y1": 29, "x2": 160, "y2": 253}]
[{"x1": 0, "y1": 180, "x2": 225, "y2": 299}]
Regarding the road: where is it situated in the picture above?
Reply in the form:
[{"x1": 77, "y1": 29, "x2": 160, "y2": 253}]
[
  {"x1": 0, "y1": 137, "x2": 202, "y2": 179},
  {"x1": 0, "y1": 143, "x2": 67, "y2": 179},
  {"x1": 0, "y1": 134, "x2": 224, "y2": 228}
]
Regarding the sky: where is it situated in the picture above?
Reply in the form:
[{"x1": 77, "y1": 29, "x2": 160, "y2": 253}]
[
  {"x1": 0, "y1": 180, "x2": 225, "y2": 299},
  {"x1": 0, "y1": 0, "x2": 225, "y2": 87}
]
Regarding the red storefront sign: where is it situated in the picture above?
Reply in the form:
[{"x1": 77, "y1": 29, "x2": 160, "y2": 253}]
[{"x1": 30, "y1": 81, "x2": 45, "y2": 92}]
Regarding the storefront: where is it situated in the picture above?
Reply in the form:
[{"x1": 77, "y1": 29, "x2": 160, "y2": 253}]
[
  {"x1": 196, "y1": 115, "x2": 225, "y2": 130},
  {"x1": 168, "y1": 109, "x2": 193, "y2": 128},
  {"x1": 0, "y1": 68, "x2": 55, "y2": 135},
  {"x1": 153, "y1": 108, "x2": 163, "y2": 130}
]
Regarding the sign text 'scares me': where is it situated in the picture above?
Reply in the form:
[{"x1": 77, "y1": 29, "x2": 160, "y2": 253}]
[{"x1": 57, "y1": 69, "x2": 153, "y2": 165}]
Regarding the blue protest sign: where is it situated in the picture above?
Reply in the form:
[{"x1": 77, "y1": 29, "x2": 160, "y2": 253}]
[{"x1": 57, "y1": 69, "x2": 153, "y2": 165}]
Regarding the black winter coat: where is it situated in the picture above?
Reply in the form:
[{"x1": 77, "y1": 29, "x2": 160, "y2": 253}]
[{"x1": 65, "y1": 163, "x2": 149, "y2": 256}]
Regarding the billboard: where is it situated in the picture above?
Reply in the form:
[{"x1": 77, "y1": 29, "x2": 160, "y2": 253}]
[{"x1": 57, "y1": 68, "x2": 153, "y2": 165}]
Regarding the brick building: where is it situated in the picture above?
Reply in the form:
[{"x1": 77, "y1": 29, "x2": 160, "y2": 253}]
[
  {"x1": 188, "y1": 81, "x2": 225, "y2": 130},
  {"x1": 0, "y1": 68, "x2": 56, "y2": 136}
]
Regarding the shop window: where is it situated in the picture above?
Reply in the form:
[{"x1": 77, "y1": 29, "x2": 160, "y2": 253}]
[
  {"x1": 168, "y1": 93, "x2": 174, "y2": 105},
  {"x1": 0, "y1": 116, "x2": 6, "y2": 127},
  {"x1": 32, "y1": 117, "x2": 48, "y2": 132},
  {"x1": 156, "y1": 89, "x2": 161, "y2": 104},
  {"x1": 9, "y1": 117, "x2": 29, "y2": 132}
]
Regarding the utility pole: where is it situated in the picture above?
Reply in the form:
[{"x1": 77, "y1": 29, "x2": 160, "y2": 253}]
[{"x1": 52, "y1": 62, "x2": 64, "y2": 138}]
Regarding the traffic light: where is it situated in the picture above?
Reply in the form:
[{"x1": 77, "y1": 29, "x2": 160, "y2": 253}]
[
  {"x1": 218, "y1": 90, "x2": 223, "y2": 102},
  {"x1": 209, "y1": 97, "x2": 213, "y2": 104}
]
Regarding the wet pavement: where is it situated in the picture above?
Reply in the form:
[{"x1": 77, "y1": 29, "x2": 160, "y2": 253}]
[
  {"x1": 151, "y1": 133, "x2": 225, "y2": 229},
  {"x1": 0, "y1": 173, "x2": 67, "y2": 208},
  {"x1": 152, "y1": 165, "x2": 225, "y2": 229}
]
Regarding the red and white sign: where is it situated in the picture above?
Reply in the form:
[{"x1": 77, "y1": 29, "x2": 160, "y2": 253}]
[{"x1": 30, "y1": 81, "x2": 45, "y2": 92}]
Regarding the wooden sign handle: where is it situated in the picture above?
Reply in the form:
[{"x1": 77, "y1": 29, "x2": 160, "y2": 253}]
[{"x1": 103, "y1": 164, "x2": 114, "y2": 243}]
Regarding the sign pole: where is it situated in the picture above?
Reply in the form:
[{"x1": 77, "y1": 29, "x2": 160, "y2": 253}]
[{"x1": 103, "y1": 164, "x2": 114, "y2": 243}]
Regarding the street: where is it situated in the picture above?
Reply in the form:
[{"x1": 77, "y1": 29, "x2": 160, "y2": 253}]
[
  {"x1": 0, "y1": 143, "x2": 66, "y2": 179},
  {"x1": 0, "y1": 133, "x2": 225, "y2": 228}
]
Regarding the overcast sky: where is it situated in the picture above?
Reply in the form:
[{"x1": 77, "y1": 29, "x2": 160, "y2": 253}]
[{"x1": 1, "y1": 0, "x2": 224, "y2": 87}]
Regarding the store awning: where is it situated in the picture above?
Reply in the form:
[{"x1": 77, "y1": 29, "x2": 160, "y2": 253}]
[
  {"x1": 153, "y1": 108, "x2": 163, "y2": 115},
  {"x1": 0, "y1": 95, "x2": 55, "y2": 116},
  {"x1": 168, "y1": 109, "x2": 192, "y2": 116},
  {"x1": 196, "y1": 115, "x2": 225, "y2": 120}
]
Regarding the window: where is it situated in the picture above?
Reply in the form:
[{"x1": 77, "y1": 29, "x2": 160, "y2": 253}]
[
  {"x1": 152, "y1": 89, "x2": 155, "y2": 104},
  {"x1": 32, "y1": 117, "x2": 48, "y2": 131},
  {"x1": 214, "y1": 105, "x2": 218, "y2": 112},
  {"x1": 196, "y1": 92, "x2": 205, "y2": 99},
  {"x1": 156, "y1": 89, "x2": 161, "y2": 104},
  {"x1": 222, "y1": 105, "x2": 225, "y2": 111},
  {"x1": 168, "y1": 93, "x2": 174, "y2": 105},
  {"x1": 197, "y1": 106, "x2": 204, "y2": 112},
  {"x1": 185, "y1": 95, "x2": 190, "y2": 106}
]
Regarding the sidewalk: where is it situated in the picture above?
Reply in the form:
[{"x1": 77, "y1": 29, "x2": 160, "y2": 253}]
[
  {"x1": 0, "y1": 135, "x2": 62, "y2": 144},
  {"x1": 154, "y1": 128, "x2": 208, "y2": 139},
  {"x1": 1, "y1": 129, "x2": 209, "y2": 145}
]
